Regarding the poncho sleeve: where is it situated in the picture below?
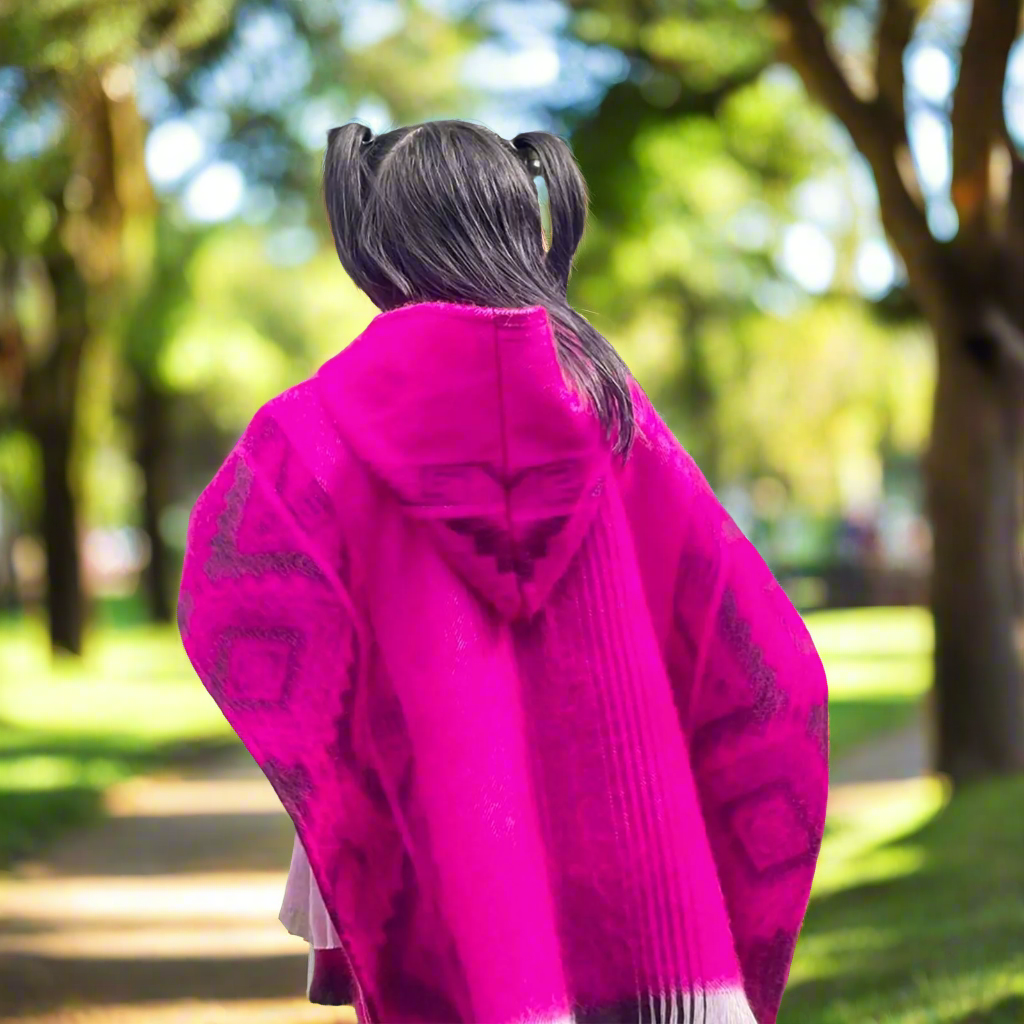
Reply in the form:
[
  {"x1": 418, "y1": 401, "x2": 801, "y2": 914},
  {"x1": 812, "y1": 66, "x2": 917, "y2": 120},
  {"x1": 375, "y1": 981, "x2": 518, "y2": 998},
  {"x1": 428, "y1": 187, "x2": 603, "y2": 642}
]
[
  {"x1": 176, "y1": 406, "x2": 365, "y2": 1012},
  {"x1": 674, "y1": 478, "x2": 829, "y2": 1024}
]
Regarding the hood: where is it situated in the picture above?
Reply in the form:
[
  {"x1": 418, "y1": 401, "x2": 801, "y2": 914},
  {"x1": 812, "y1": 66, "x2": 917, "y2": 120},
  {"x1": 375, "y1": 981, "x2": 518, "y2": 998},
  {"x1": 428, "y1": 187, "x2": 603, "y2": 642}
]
[{"x1": 317, "y1": 301, "x2": 613, "y2": 620}]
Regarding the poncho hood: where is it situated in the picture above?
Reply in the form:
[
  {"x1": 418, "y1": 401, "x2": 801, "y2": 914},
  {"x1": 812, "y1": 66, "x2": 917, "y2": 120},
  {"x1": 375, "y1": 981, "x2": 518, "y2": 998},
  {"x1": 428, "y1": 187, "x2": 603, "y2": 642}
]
[{"x1": 316, "y1": 301, "x2": 611, "y2": 620}]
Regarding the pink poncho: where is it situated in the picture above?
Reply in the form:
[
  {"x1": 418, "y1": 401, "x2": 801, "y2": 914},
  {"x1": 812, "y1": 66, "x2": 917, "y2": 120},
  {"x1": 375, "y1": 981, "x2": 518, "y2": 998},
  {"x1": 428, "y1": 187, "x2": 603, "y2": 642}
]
[{"x1": 178, "y1": 301, "x2": 829, "y2": 1024}]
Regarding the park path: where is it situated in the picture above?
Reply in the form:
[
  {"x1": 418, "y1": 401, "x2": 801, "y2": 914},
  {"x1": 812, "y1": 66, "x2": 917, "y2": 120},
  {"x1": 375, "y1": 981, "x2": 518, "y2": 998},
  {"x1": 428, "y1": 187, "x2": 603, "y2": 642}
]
[
  {"x1": 0, "y1": 748, "x2": 355, "y2": 1024},
  {"x1": 827, "y1": 708, "x2": 932, "y2": 817},
  {"x1": 0, "y1": 714, "x2": 931, "y2": 1024}
]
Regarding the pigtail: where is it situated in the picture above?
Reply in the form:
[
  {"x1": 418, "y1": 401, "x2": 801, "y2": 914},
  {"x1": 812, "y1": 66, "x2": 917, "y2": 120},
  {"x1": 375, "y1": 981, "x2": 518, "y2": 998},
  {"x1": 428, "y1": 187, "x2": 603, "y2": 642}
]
[
  {"x1": 323, "y1": 122, "x2": 375, "y2": 272},
  {"x1": 512, "y1": 131, "x2": 587, "y2": 292},
  {"x1": 512, "y1": 130, "x2": 635, "y2": 457}
]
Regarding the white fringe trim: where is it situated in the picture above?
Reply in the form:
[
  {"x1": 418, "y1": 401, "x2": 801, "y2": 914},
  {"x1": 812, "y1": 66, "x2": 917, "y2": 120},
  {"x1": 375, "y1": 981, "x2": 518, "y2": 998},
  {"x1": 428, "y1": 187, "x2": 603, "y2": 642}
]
[
  {"x1": 515, "y1": 986, "x2": 756, "y2": 1024},
  {"x1": 637, "y1": 986, "x2": 757, "y2": 1024}
]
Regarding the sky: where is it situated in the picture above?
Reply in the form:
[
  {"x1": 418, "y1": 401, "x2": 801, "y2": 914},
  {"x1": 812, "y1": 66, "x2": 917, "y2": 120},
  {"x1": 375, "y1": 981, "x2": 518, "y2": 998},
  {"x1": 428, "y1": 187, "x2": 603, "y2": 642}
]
[{"x1": 139, "y1": 0, "x2": 1024, "y2": 300}]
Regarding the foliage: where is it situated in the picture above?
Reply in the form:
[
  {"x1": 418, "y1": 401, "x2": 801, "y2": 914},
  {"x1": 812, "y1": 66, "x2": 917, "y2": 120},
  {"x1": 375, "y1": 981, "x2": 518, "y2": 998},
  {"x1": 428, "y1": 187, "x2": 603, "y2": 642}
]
[{"x1": 563, "y1": 34, "x2": 933, "y2": 498}]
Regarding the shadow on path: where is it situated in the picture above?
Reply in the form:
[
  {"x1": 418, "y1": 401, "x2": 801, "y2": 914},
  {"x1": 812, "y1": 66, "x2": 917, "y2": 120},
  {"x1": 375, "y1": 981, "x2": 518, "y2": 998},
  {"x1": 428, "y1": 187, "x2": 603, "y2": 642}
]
[{"x1": 0, "y1": 747, "x2": 352, "y2": 1024}]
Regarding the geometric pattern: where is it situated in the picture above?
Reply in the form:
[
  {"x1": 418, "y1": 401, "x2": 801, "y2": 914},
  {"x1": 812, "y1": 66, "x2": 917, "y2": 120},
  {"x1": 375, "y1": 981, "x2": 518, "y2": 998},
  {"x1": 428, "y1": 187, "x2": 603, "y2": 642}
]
[
  {"x1": 806, "y1": 703, "x2": 829, "y2": 759},
  {"x1": 444, "y1": 514, "x2": 570, "y2": 582},
  {"x1": 250, "y1": 415, "x2": 336, "y2": 535},
  {"x1": 376, "y1": 851, "x2": 464, "y2": 1023},
  {"x1": 396, "y1": 457, "x2": 607, "y2": 613},
  {"x1": 719, "y1": 780, "x2": 820, "y2": 882},
  {"x1": 689, "y1": 585, "x2": 792, "y2": 764},
  {"x1": 209, "y1": 624, "x2": 303, "y2": 712},
  {"x1": 718, "y1": 589, "x2": 789, "y2": 725},
  {"x1": 403, "y1": 456, "x2": 599, "y2": 590},
  {"x1": 413, "y1": 458, "x2": 589, "y2": 509},
  {"x1": 204, "y1": 459, "x2": 326, "y2": 584},
  {"x1": 179, "y1": 388, "x2": 829, "y2": 1024},
  {"x1": 263, "y1": 757, "x2": 314, "y2": 824},
  {"x1": 176, "y1": 589, "x2": 194, "y2": 641}
]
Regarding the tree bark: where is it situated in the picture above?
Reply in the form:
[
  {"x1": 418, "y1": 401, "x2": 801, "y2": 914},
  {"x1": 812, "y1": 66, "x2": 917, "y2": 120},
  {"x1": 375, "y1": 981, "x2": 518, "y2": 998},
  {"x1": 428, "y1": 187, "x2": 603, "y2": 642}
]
[
  {"x1": 34, "y1": 417, "x2": 84, "y2": 654},
  {"x1": 135, "y1": 375, "x2": 173, "y2": 623},
  {"x1": 23, "y1": 249, "x2": 90, "y2": 656},
  {"x1": 0, "y1": 490, "x2": 20, "y2": 613},
  {"x1": 926, "y1": 308, "x2": 1024, "y2": 781}
]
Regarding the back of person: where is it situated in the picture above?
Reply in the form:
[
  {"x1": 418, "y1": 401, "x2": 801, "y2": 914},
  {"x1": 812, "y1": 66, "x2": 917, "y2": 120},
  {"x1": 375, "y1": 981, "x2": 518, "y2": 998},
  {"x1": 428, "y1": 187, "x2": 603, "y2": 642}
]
[{"x1": 178, "y1": 120, "x2": 828, "y2": 1024}]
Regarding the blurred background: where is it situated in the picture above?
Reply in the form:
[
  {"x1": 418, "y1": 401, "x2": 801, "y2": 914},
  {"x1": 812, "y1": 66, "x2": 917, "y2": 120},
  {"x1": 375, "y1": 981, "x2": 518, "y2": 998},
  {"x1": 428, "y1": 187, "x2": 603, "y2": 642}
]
[{"x1": 0, "y1": 1, "x2": 1021, "y2": 1022}]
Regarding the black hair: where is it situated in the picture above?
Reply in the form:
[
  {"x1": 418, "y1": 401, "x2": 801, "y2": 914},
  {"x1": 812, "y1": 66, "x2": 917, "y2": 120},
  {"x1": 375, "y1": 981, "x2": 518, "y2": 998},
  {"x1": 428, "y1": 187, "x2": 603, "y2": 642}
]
[{"x1": 322, "y1": 118, "x2": 635, "y2": 458}]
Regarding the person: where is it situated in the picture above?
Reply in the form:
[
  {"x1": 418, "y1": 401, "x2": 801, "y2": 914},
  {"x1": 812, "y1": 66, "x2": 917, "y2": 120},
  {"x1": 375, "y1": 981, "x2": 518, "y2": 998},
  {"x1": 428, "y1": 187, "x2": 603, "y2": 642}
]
[{"x1": 177, "y1": 119, "x2": 829, "y2": 1024}]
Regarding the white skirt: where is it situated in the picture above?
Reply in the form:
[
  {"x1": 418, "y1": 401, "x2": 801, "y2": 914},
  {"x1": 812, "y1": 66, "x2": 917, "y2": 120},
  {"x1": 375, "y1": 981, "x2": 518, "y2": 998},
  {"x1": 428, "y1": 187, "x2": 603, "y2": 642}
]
[{"x1": 279, "y1": 832, "x2": 344, "y2": 949}]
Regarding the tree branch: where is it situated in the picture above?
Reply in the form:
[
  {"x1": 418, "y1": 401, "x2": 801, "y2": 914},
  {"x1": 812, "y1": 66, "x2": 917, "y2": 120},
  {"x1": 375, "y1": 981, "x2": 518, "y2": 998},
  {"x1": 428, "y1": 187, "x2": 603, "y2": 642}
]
[
  {"x1": 875, "y1": 0, "x2": 916, "y2": 123},
  {"x1": 767, "y1": 0, "x2": 944, "y2": 319},
  {"x1": 950, "y1": 0, "x2": 1023, "y2": 237}
]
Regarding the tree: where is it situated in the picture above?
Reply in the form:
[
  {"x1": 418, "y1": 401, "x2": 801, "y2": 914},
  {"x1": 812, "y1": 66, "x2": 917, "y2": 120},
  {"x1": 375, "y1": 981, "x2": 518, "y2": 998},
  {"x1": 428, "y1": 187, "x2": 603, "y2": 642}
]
[
  {"x1": 129, "y1": 0, "x2": 477, "y2": 615},
  {"x1": 118, "y1": 219, "x2": 201, "y2": 622},
  {"x1": 1, "y1": 0, "x2": 478, "y2": 643},
  {"x1": 0, "y1": 1, "x2": 233, "y2": 652},
  {"x1": 767, "y1": 0, "x2": 1024, "y2": 783},
  {"x1": 563, "y1": 63, "x2": 870, "y2": 489},
  {"x1": 562, "y1": 0, "x2": 1024, "y2": 783}
]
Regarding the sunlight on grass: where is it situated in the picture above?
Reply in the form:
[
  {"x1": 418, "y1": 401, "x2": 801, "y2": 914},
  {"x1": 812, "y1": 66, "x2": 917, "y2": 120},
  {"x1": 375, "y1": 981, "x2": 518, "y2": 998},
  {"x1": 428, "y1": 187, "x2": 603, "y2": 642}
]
[
  {"x1": 2, "y1": 680, "x2": 227, "y2": 740},
  {"x1": 804, "y1": 607, "x2": 931, "y2": 758},
  {"x1": 0, "y1": 754, "x2": 127, "y2": 791},
  {"x1": 825, "y1": 655, "x2": 930, "y2": 700},
  {"x1": 0, "y1": 617, "x2": 225, "y2": 743},
  {"x1": 812, "y1": 778, "x2": 946, "y2": 899},
  {"x1": 785, "y1": 776, "x2": 1024, "y2": 1024},
  {"x1": 0, "y1": 615, "x2": 234, "y2": 866},
  {"x1": 807, "y1": 606, "x2": 932, "y2": 661}
]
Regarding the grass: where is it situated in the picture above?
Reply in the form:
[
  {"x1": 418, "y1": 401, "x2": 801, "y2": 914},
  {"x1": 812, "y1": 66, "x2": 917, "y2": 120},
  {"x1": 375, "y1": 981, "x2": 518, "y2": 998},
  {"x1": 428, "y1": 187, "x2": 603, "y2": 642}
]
[
  {"x1": 808, "y1": 606, "x2": 931, "y2": 759},
  {"x1": 0, "y1": 604, "x2": 930, "y2": 868},
  {"x1": 0, "y1": 609, "x2": 235, "y2": 868},
  {"x1": 783, "y1": 608, "x2": 1020, "y2": 1023},
  {"x1": 783, "y1": 776, "x2": 1024, "y2": 1023}
]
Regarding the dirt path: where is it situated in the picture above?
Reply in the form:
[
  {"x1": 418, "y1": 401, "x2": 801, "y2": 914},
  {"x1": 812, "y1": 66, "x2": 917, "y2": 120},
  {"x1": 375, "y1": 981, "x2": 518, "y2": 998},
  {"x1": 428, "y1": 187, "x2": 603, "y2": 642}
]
[
  {"x1": 1, "y1": 714, "x2": 932, "y2": 1024},
  {"x1": 0, "y1": 748, "x2": 354, "y2": 1024},
  {"x1": 827, "y1": 709, "x2": 933, "y2": 817}
]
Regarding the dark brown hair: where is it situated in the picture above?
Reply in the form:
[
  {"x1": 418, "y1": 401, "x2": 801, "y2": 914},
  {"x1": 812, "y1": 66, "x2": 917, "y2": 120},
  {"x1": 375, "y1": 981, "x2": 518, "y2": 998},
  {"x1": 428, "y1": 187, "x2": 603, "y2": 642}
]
[{"x1": 322, "y1": 119, "x2": 635, "y2": 457}]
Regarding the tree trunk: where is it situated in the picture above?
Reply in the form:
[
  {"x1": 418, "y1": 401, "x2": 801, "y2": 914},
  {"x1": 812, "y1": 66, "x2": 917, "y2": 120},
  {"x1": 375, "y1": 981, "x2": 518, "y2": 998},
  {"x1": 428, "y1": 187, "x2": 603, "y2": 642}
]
[
  {"x1": 0, "y1": 490, "x2": 20, "y2": 613},
  {"x1": 34, "y1": 418, "x2": 84, "y2": 654},
  {"x1": 758, "y1": 0, "x2": 1024, "y2": 784},
  {"x1": 23, "y1": 249, "x2": 90, "y2": 656},
  {"x1": 926, "y1": 310, "x2": 1024, "y2": 783},
  {"x1": 136, "y1": 376, "x2": 173, "y2": 623}
]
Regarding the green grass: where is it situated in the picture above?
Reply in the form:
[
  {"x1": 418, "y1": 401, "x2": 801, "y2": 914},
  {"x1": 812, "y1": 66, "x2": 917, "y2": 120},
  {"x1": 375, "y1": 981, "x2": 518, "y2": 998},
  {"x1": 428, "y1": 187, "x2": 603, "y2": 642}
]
[
  {"x1": 783, "y1": 776, "x2": 1024, "y2": 1023},
  {"x1": 809, "y1": 606, "x2": 932, "y2": 760},
  {"x1": 0, "y1": 612, "x2": 235, "y2": 868},
  {"x1": 783, "y1": 608, "x2": 1020, "y2": 1023}
]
